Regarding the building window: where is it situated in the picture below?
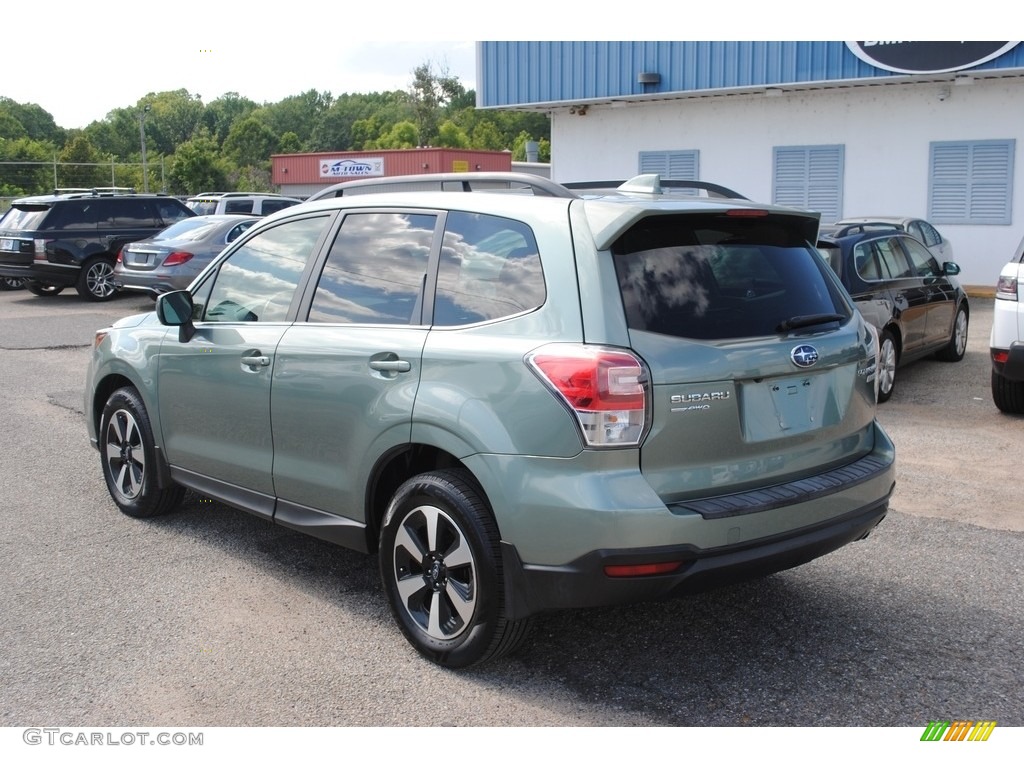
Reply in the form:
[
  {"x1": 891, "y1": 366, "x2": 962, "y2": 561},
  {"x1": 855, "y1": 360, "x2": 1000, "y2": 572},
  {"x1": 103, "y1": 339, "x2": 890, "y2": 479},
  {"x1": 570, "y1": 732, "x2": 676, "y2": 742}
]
[
  {"x1": 928, "y1": 140, "x2": 1015, "y2": 225},
  {"x1": 638, "y1": 150, "x2": 699, "y2": 180},
  {"x1": 772, "y1": 145, "x2": 844, "y2": 224}
]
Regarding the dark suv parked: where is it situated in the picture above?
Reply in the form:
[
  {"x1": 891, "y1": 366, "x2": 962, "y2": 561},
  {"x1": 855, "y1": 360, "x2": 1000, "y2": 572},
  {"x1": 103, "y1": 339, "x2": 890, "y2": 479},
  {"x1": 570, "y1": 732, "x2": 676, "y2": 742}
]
[{"x1": 0, "y1": 188, "x2": 195, "y2": 301}]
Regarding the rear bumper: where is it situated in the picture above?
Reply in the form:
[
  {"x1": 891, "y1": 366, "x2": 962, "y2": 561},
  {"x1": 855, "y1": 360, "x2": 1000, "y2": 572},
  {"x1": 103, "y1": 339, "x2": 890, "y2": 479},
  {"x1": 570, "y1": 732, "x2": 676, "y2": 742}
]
[
  {"x1": 501, "y1": 496, "x2": 889, "y2": 619},
  {"x1": 0, "y1": 262, "x2": 79, "y2": 287},
  {"x1": 991, "y1": 341, "x2": 1024, "y2": 382},
  {"x1": 490, "y1": 421, "x2": 896, "y2": 620}
]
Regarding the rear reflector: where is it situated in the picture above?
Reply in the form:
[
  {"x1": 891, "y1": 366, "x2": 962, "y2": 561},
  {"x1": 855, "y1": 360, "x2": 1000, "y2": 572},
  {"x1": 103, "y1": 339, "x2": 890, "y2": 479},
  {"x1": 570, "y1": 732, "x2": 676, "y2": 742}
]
[
  {"x1": 605, "y1": 561, "x2": 682, "y2": 578},
  {"x1": 993, "y1": 350, "x2": 1010, "y2": 365}
]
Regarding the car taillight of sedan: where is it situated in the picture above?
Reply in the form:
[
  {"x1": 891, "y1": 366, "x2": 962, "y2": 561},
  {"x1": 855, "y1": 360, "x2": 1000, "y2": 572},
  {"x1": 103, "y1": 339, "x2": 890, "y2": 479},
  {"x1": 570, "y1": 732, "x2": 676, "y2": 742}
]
[{"x1": 162, "y1": 252, "x2": 194, "y2": 266}]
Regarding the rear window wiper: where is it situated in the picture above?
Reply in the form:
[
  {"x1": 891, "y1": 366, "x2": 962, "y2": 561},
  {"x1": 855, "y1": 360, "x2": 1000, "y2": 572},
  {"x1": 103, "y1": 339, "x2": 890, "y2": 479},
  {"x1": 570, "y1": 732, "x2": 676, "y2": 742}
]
[{"x1": 777, "y1": 313, "x2": 845, "y2": 332}]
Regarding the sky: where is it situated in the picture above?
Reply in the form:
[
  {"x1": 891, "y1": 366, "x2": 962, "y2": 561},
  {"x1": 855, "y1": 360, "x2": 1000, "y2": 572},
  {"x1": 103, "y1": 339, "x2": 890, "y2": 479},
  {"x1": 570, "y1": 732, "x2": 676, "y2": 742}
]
[
  {"x1": 4, "y1": 6, "x2": 480, "y2": 129},
  {"x1": 3, "y1": 4, "x2": 1009, "y2": 130}
]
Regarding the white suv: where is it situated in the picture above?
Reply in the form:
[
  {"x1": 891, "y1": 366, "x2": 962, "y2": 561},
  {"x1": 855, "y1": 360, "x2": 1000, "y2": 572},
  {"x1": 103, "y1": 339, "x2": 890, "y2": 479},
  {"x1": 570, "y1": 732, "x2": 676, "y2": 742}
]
[
  {"x1": 991, "y1": 233, "x2": 1024, "y2": 413},
  {"x1": 186, "y1": 192, "x2": 302, "y2": 216}
]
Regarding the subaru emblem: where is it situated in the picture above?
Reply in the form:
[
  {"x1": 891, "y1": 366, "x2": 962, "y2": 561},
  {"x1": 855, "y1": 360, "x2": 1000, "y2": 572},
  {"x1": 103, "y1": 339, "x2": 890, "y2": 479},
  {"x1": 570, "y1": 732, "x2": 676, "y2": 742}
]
[{"x1": 791, "y1": 345, "x2": 819, "y2": 368}]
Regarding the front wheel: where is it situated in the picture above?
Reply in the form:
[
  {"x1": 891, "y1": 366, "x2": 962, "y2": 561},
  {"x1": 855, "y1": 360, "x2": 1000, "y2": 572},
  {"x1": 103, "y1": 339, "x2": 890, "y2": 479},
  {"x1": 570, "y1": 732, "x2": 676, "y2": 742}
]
[
  {"x1": 77, "y1": 256, "x2": 117, "y2": 301},
  {"x1": 379, "y1": 469, "x2": 530, "y2": 668},
  {"x1": 0, "y1": 277, "x2": 25, "y2": 290},
  {"x1": 25, "y1": 280, "x2": 64, "y2": 296},
  {"x1": 877, "y1": 330, "x2": 898, "y2": 403},
  {"x1": 936, "y1": 304, "x2": 969, "y2": 362},
  {"x1": 100, "y1": 387, "x2": 184, "y2": 518}
]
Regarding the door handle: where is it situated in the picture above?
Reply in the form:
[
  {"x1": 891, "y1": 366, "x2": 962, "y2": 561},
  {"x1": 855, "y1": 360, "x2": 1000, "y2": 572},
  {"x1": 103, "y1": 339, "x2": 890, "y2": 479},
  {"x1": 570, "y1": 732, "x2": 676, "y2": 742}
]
[
  {"x1": 369, "y1": 359, "x2": 411, "y2": 373},
  {"x1": 241, "y1": 355, "x2": 271, "y2": 368}
]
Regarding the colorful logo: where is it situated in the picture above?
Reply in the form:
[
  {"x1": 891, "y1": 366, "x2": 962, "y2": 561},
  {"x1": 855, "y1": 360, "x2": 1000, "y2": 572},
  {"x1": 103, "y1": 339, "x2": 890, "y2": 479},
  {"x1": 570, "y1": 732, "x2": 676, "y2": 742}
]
[{"x1": 920, "y1": 721, "x2": 997, "y2": 742}]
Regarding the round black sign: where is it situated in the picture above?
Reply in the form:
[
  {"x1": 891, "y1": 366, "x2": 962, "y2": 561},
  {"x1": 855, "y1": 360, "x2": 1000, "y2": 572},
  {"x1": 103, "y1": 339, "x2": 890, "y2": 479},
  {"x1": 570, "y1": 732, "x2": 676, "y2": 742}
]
[{"x1": 846, "y1": 41, "x2": 1019, "y2": 74}]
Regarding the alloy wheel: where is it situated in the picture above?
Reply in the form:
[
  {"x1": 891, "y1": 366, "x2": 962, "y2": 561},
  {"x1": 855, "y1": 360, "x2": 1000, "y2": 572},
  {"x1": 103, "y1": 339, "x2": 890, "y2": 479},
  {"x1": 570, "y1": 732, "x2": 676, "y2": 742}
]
[
  {"x1": 390, "y1": 504, "x2": 478, "y2": 641},
  {"x1": 104, "y1": 408, "x2": 146, "y2": 500}
]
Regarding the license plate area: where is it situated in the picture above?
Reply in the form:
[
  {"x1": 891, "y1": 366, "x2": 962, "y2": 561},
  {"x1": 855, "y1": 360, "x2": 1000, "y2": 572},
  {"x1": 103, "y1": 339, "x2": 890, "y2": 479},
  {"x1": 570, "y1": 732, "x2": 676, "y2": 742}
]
[{"x1": 739, "y1": 371, "x2": 847, "y2": 442}]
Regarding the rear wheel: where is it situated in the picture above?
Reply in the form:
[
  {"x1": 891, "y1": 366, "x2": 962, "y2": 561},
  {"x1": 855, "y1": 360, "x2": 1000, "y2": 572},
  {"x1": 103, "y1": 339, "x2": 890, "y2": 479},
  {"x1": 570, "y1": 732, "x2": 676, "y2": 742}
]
[
  {"x1": 877, "y1": 330, "x2": 898, "y2": 403},
  {"x1": 25, "y1": 280, "x2": 64, "y2": 296},
  {"x1": 100, "y1": 387, "x2": 184, "y2": 518},
  {"x1": 77, "y1": 256, "x2": 117, "y2": 301},
  {"x1": 992, "y1": 370, "x2": 1024, "y2": 414},
  {"x1": 936, "y1": 304, "x2": 969, "y2": 362},
  {"x1": 379, "y1": 469, "x2": 530, "y2": 668}
]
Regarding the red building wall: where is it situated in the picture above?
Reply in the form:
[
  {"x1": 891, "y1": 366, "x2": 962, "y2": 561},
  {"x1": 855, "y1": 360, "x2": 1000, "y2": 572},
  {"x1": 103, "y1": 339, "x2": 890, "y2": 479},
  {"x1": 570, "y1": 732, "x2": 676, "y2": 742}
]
[{"x1": 272, "y1": 149, "x2": 512, "y2": 186}]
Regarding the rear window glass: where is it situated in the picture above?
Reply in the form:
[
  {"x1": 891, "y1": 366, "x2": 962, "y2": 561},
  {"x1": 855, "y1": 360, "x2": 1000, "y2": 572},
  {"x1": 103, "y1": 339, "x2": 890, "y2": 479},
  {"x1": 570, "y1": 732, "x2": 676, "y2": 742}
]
[
  {"x1": 613, "y1": 214, "x2": 850, "y2": 340},
  {"x1": 4, "y1": 205, "x2": 55, "y2": 230},
  {"x1": 188, "y1": 200, "x2": 219, "y2": 215}
]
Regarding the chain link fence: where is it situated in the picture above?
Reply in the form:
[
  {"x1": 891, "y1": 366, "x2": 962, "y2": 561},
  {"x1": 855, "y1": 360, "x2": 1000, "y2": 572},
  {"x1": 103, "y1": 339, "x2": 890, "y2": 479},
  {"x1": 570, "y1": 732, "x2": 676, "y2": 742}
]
[{"x1": 1, "y1": 160, "x2": 168, "y2": 212}]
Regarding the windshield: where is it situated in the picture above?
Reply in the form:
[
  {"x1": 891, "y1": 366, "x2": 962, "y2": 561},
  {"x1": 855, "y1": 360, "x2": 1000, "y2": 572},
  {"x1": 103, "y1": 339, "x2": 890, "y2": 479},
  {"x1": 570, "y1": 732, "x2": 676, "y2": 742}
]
[{"x1": 187, "y1": 200, "x2": 219, "y2": 216}]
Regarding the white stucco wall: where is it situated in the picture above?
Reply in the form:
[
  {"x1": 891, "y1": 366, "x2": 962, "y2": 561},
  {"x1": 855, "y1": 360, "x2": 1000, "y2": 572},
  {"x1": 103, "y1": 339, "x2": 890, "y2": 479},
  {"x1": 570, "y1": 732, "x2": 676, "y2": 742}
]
[{"x1": 549, "y1": 79, "x2": 1023, "y2": 289}]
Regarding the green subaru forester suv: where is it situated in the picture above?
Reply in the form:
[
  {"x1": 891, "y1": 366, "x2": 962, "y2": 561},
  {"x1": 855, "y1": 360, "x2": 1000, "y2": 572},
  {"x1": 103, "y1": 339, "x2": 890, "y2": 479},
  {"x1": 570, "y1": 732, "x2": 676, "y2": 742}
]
[{"x1": 85, "y1": 174, "x2": 895, "y2": 668}]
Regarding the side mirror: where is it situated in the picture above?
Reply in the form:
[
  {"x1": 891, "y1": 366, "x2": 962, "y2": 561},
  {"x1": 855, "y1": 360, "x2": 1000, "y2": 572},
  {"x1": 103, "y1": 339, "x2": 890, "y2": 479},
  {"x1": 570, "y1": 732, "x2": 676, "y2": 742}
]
[
  {"x1": 156, "y1": 290, "x2": 196, "y2": 343},
  {"x1": 943, "y1": 262, "x2": 961, "y2": 276}
]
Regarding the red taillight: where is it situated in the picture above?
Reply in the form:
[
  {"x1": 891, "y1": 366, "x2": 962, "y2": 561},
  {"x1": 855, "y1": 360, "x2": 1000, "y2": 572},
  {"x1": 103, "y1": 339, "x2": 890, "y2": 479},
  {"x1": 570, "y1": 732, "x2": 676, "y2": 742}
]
[
  {"x1": 993, "y1": 350, "x2": 1010, "y2": 365},
  {"x1": 527, "y1": 345, "x2": 647, "y2": 447},
  {"x1": 162, "y1": 251, "x2": 194, "y2": 267},
  {"x1": 116, "y1": 249, "x2": 123, "y2": 263},
  {"x1": 726, "y1": 209, "x2": 770, "y2": 217},
  {"x1": 605, "y1": 561, "x2": 682, "y2": 578}
]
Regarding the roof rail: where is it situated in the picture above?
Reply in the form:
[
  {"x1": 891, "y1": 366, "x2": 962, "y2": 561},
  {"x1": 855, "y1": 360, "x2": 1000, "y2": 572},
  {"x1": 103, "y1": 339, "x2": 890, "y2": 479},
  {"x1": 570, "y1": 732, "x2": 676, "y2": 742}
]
[
  {"x1": 55, "y1": 186, "x2": 137, "y2": 197},
  {"x1": 307, "y1": 172, "x2": 579, "y2": 201}
]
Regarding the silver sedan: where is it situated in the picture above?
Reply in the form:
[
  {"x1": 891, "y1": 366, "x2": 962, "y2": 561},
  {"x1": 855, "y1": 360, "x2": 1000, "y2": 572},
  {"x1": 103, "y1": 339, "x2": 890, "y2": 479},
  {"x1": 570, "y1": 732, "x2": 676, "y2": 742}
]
[{"x1": 114, "y1": 215, "x2": 259, "y2": 296}]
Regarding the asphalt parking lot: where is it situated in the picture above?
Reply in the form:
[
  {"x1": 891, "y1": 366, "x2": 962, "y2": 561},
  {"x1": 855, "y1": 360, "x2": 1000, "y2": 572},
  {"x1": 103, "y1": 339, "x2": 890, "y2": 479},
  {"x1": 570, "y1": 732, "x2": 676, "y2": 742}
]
[{"x1": 0, "y1": 288, "x2": 1021, "y2": 728}]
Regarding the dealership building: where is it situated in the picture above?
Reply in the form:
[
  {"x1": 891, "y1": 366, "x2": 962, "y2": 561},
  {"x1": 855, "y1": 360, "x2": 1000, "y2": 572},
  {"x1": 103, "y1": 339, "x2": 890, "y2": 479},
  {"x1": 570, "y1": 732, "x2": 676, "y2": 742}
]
[{"x1": 476, "y1": 41, "x2": 1024, "y2": 290}]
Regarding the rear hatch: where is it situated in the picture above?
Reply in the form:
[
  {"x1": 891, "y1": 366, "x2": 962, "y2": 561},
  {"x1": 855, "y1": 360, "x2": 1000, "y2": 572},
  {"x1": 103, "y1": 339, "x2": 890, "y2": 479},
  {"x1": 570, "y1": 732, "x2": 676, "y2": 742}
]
[
  {"x1": 608, "y1": 210, "x2": 878, "y2": 503},
  {"x1": 0, "y1": 203, "x2": 52, "y2": 266}
]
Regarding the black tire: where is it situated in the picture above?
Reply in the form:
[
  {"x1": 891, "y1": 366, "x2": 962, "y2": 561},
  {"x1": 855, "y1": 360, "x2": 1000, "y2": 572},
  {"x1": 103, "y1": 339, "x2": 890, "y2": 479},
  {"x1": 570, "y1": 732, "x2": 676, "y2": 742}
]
[
  {"x1": 379, "y1": 469, "x2": 531, "y2": 668},
  {"x1": 99, "y1": 387, "x2": 184, "y2": 518},
  {"x1": 77, "y1": 256, "x2": 117, "y2": 301},
  {"x1": 0, "y1": 277, "x2": 25, "y2": 290},
  {"x1": 25, "y1": 280, "x2": 64, "y2": 297},
  {"x1": 992, "y1": 369, "x2": 1024, "y2": 414},
  {"x1": 935, "y1": 303, "x2": 969, "y2": 362},
  {"x1": 877, "y1": 329, "x2": 898, "y2": 403}
]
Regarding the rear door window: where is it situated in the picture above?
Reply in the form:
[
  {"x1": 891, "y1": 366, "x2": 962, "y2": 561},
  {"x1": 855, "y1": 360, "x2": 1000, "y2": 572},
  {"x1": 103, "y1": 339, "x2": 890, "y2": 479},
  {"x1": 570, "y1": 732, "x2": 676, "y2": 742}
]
[
  {"x1": 433, "y1": 212, "x2": 546, "y2": 326},
  {"x1": 307, "y1": 212, "x2": 435, "y2": 325},
  {"x1": 613, "y1": 213, "x2": 848, "y2": 340}
]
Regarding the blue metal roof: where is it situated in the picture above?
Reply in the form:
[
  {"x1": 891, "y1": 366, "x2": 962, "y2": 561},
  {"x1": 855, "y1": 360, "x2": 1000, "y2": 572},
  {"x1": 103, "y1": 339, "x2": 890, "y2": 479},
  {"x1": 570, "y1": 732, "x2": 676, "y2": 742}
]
[{"x1": 478, "y1": 42, "x2": 1024, "y2": 107}]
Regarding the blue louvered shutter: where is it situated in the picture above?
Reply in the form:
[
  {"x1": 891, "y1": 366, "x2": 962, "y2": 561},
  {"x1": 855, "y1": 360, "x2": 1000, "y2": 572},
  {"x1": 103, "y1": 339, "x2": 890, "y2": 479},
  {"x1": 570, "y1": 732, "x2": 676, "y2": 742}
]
[
  {"x1": 772, "y1": 145, "x2": 844, "y2": 223},
  {"x1": 929, "y1": 140, "x2": 1014, "y2": 225}
]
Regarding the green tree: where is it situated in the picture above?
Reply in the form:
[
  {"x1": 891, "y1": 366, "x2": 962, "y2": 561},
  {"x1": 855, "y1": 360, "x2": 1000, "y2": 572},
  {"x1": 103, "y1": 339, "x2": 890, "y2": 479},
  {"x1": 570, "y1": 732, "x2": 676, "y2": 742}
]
[
  {"x1": 222, "y1": 116, "x2": 279, "y2": 169},
  {"x1": 0, "y1": 137, "x2": 55, "y2": 196},
  {"x1": 278, "y1": 131, "x2": 302, "y2": 155},
  {"x1": 469, "y1": 120, "x2": 503, "y2": 151},
  {"x1": 259, "y1": 89, "x2": 332, "y2": 147},
  {"x1": 0, "y1": 108, "x2": 28, "y2": 141},
  {"x1": 202, "y1": 92, "x2": 258, "y2": 145},
  {"x1": 169, "y1": 132, "x2": 229, "y2": 194},
  {"x1": 367, "y1": 120, "x2": 419, "y2": 150},
  {"x1": 0, "y1": 98, "x2": 63, "y2": 143},
  {"x1": 57, "y1": 134, "x2": 107, "y2": 188},
  {"x1": 436, "y1": 120, "x2": 469, "y2": 148}
]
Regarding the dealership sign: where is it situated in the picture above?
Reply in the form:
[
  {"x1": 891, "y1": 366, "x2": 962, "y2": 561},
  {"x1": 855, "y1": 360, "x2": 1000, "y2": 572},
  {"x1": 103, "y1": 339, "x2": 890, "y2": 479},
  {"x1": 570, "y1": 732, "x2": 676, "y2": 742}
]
[
  {"x1": 320, "y1": 157, "x2": 384, "y2": 178},
  {"x1": 846, "y1": 41, "x2": 1019, "y2": 74}
]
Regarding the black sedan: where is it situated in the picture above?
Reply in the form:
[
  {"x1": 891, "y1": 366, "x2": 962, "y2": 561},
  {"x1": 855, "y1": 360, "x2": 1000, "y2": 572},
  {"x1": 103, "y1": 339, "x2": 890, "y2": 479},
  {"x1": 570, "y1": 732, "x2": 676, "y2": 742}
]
[{"x1": 817, "y1": 229, "x2": 969, "y2": 402}]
